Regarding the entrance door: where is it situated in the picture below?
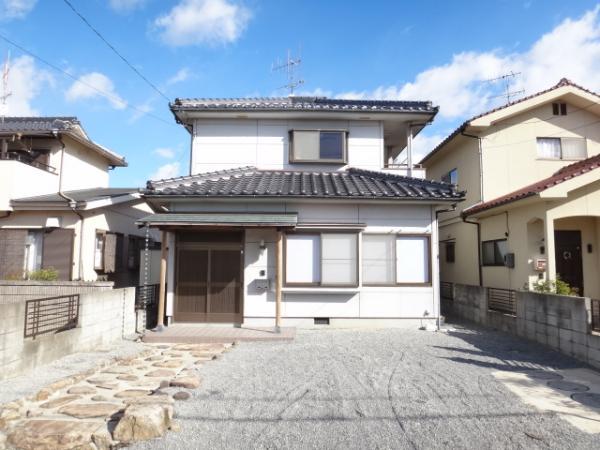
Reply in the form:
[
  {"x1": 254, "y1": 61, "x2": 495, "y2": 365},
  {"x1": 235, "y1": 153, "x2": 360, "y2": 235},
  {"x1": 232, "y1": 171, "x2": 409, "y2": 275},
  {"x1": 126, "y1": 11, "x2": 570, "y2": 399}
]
[
  {"x1": 174, "y1": 235, "x2": 243, "y2": 323},
  {"x1": 554, "y1": 230, "x2": 584, "y2": 296}
]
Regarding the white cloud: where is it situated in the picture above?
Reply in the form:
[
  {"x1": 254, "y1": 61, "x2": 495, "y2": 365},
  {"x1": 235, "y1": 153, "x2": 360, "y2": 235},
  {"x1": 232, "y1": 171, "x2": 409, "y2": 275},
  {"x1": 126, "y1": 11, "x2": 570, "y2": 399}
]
[
  {"x1": 0, "y1": 0, "x2": 36, "y2": 20},
  {"x1": 65, "y1": 72, "x2": 127, "y2": 110},
  {"x1": 411, "y1": 133, "x2": 447, "y2": 164},
  {"x1": 154, "y1": 0, "x2": 252, "y2": 47},
  {"x1": 150, "y1": 162, "x2": 181, "y2": 180},
  {"x1": 108, "y1": 0, "x2": 146, "y2": 13},
  {"x1": 153, "y1": 147, "x2": 176, "y2": 159},
  {"x1": 166, "y1": 67, "x2": 192, "y2": 85},
  {"x1": 2, "y1": 55, "x2": 53, "y2": 116},
  {"x1": 296, "y1": 88, "x2": 332, "y2": 98},
  {"x1": 336, "y1": 6, "x2": 600, "y2": 121}
]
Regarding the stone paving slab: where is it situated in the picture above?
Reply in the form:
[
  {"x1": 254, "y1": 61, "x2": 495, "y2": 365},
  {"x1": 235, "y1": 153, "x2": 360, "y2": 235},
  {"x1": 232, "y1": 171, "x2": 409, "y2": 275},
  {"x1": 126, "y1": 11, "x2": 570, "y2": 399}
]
[{"x1": 0, "y1": 342, "x2": 234, "y2": 449}]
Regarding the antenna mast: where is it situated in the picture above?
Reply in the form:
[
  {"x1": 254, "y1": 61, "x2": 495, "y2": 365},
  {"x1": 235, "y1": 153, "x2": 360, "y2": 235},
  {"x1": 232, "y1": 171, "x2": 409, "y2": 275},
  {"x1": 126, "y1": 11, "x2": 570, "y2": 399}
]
[
  {"x1": 486, "y1": 71, "x2": 524, "y2": 105},
  {"x1": 272, "y1": 49, "x2": 304, "y2": 96},
  {"x1": 1, "y1": 51, "x2": 11, "y2": 122}
]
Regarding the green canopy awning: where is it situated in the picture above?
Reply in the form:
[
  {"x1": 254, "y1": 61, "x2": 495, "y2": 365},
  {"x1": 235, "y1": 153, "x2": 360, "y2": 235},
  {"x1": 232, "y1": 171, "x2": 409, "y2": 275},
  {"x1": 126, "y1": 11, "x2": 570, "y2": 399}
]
[{"x1": 136, "y1": 212, "x2": 298, "y2": 228}]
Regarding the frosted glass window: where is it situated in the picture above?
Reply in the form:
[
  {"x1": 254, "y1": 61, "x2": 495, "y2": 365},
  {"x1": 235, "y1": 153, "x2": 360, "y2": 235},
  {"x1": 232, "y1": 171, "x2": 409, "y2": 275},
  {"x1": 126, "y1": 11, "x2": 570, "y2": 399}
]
[
  {"x1": 537, "y1": 138, "x2": 561, "y2": 159},
  {"x1": 292, "y1": 131, "x2": 320, "y2": 161},
  {"x1": 561, "y1": 138, "x2": 587, "y2": 159},
  {"x1": 362, "y1": 235, "x2": 395, "y2": 284},
  {"x1": 285, "y1": 234, "x2": 320, "y2": 284},
  {"x1": 396, "y1": 236, "x2": 430, "y2": 284},
  {"x1": 322, "y1": 233, "x2": 357, "y2": 285}
]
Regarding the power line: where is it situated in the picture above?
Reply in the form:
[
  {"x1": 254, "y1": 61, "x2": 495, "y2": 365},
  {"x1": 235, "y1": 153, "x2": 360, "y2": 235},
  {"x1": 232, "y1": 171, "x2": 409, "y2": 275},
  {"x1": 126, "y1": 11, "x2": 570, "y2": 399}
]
[
  {"x1": 62, "y1": 0, "x2": 170, "y2": 102},
  {"x1": 0, "y1": 32, "x2": 175, "y2": 126}
]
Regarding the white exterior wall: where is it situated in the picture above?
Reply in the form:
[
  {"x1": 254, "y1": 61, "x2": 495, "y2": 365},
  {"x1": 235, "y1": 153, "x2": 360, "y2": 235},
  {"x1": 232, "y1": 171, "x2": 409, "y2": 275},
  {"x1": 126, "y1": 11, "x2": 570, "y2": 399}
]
[
  {"x1": 0, "y1": 160, "x2": 59, "y2": 210},
  {"x1": 165, "y1": 201, "x2": 439, "y2": 327},
  {"x1": 191, "y1": 119, "x2": 385, "y2": 174},
  {"x1": 59, "y1": 138, "x2": 110, "y2": 190}
]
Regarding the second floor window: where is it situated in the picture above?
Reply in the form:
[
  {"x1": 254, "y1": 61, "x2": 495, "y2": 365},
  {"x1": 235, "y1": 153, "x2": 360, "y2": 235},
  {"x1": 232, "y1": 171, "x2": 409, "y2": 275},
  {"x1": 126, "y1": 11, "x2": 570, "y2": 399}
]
[
  {"x1": 290, "y1": 130, "x2": 347, "y2": 163},
  {"x1": 537, "y1": 137, "x2": 587, "y2": 160},
  {"x1": 441, "y1": 168, "x2": 458, "y2": 185}
]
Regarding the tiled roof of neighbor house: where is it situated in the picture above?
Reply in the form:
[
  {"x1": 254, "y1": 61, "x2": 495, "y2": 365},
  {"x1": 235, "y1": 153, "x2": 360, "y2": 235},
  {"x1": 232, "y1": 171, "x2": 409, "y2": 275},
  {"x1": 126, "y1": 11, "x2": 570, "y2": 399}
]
[
  {"x1": 0, "y1": 116, "x2": 126, "y2": 166},
  {"x1": 144, "y1": 166, "x2": 464, "y2": 202},
  {"x1": 170, "y1": 96, "x2": 437, "y2": 114},
  {"x1": 136, "y1": 212, "x2": 298, "y2": 227},
  {"x1": 420, "y1": 78, "x2": 600, "y2": 164},
  {"x1": 463, "y1": 153, "x2": 600, "y2": 216},
  {"x1": 11, "y1": 188, "x2": 139, "y2": 207}
]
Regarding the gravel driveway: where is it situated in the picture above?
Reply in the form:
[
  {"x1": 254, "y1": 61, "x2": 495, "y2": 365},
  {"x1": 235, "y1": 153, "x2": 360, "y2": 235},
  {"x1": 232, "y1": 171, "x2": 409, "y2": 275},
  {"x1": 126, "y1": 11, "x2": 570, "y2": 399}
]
[{"x1": 134, "y1": 324, "x2": 600, "y2": 449}]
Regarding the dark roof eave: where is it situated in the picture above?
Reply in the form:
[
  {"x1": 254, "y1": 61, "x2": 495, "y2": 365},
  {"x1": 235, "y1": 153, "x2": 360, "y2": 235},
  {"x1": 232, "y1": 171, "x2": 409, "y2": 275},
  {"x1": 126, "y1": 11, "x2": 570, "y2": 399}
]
[{"x1": 142, "y1": 193, "x2": 464, "y2": 202}]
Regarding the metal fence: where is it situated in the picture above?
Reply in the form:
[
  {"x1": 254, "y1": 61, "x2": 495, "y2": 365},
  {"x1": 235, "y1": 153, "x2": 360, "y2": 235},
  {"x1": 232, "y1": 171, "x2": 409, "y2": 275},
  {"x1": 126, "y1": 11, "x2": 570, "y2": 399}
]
[
  {"x1": 24, "y1": 294, "x2": 80, "y2": 339},
  {"x1": 135, "y1": 284, "x2": 159, "y2": 329},
  {"x1": 487, "y1": 288, "x2": 517, "y2": 316},
  {"x1": 440, "y1": 282, "x2": 454, "y2": 301},
  {"x1": 592, "y1": 299, "x2": 600, "y2": 333}
]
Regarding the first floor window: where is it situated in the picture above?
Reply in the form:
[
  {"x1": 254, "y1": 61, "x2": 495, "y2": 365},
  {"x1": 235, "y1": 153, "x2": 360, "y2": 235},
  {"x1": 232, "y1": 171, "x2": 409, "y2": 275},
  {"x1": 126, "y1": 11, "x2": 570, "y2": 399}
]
[
  {"x1": 285, "y1": 232, "x2": 357, "y2": 286},
  {"x1": 482, "y1": 239, "x2": 508, "y2": 266},
  {"x1": 94, "y1": 232, "x2": 105, "y2": 270},
  {"x1": 445, "y1": 241, "x2": 455, "y2": 263},
  {"x1": 362, "y1": 234, "x2": 431, "y2": 285}
]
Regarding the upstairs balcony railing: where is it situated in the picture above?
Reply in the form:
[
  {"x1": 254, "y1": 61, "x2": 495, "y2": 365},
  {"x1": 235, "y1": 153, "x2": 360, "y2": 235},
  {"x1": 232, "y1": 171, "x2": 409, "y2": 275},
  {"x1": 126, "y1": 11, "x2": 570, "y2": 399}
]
[{"x1": 0, "y1": 152, "x2": 57, "y2": 174}]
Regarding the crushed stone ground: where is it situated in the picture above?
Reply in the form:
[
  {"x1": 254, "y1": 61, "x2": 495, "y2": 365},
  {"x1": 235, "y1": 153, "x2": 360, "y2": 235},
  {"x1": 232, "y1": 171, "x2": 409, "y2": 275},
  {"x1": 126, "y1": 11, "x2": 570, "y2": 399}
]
[{"x1": 133, "y1": 324, "x2": 600, "y2": 449}]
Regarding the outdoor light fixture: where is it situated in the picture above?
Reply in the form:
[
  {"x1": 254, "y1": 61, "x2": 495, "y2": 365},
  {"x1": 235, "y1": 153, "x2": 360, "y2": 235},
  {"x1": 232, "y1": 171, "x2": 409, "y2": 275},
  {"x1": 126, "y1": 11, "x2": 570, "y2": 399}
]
[{"x1": 259, "y1": 239, "x2": 266, "y2": 251}]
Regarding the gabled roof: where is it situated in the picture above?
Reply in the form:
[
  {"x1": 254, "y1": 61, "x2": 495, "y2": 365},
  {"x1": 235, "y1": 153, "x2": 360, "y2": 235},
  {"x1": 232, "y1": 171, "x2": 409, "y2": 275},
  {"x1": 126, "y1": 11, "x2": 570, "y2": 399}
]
[
  {"x1": 0, "y1": 116, "x2": 126, "y2": 167},
  {"x1": 11, "y1": 188, "x2": 140, "y2": 210},
  {"x1": 463, "y1": 154, "x2": 600, "y2": 216},
  {"x1": 170, "y1": 96, "x2": 437, "y2": 114},
  {"x1": 144, "y1": 166, "x2": 464, "y2": 202},
  {"x1": 420, "y1": 78, "x2": 600, "y2": 164}
]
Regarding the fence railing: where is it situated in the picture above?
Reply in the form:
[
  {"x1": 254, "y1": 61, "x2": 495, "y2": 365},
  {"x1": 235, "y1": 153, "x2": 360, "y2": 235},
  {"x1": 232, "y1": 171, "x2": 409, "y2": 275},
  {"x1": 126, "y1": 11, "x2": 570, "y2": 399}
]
[
  {"x1": 487, "y1": 288, "x2": 516, "y2": 316},
  {"x1": 24, "y1": 294, "x2": 80, "y2": 339},
  {"x1": 440, "y1": 282, "x2": 454, "y2": 301},
  {"x1": 592, "y1": 299, "x2": 600, "y2": 333}
]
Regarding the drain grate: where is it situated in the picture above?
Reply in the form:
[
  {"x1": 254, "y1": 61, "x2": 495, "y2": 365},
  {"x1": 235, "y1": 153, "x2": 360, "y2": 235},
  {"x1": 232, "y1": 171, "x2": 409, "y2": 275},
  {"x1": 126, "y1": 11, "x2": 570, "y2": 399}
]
[
  {"x1": 547, "y1": 380, "x2": 589, "y2": 392},
  {"x1": 571, "y1": 392, "x2": 600, "y2": 409},
  {"x1": 314, "y1": 318, "x2": 330, "y2": 325}
]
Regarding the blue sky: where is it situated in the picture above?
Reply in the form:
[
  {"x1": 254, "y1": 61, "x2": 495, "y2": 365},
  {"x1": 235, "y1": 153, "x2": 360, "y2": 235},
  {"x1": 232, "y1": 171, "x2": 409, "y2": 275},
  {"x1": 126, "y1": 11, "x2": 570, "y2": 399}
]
[{"x1": 1, "y1": 0, "x2": 599, "y2": 186}]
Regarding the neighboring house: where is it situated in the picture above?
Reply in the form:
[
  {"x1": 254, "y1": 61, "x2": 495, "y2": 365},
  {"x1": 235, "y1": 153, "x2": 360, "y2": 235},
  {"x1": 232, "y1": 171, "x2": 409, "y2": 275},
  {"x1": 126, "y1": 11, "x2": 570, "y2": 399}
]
[
  {"x1": 0, "y1": 117, "x2": 158, "y2": 285},
  {"x1": 421, "y1": 79, "x2": 600, "y2": 298},
  {"x1": 139, "y1": 96, "x2": 464, "y2": 328}
]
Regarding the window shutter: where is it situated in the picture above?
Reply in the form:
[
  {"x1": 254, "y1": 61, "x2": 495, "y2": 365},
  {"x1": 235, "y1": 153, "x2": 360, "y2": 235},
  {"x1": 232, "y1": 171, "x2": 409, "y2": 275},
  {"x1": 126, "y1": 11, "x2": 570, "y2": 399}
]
[
  {"x1": 0, "y1": 229, "x2": 27, "y2": 279},
  {"x1": 42, "y1": 228, "x2": 74, "y2": 280},
  {"x1": 103, "y1": 233, "x2": 117, "y2": 273}
]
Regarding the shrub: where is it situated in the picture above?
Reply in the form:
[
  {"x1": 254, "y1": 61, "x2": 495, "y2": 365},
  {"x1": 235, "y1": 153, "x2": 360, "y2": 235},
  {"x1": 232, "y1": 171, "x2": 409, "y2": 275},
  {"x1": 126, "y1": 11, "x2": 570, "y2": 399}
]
[
  {"x1": 27, "y1": 267, "x2": 59, "y2": 281},
  {"x1": 532, "y1": 276, "x2": 578, "y2": 296}
]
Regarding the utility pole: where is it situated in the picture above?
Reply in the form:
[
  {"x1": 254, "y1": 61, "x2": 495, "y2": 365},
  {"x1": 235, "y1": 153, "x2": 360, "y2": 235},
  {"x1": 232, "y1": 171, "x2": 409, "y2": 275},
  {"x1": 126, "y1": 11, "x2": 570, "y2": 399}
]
[
  {"x1": 272, "y1": 49, "x2": 304, "y2": 96},
  {"x1": 1, "y1": 51, "x2": 12, "y2": 122}
]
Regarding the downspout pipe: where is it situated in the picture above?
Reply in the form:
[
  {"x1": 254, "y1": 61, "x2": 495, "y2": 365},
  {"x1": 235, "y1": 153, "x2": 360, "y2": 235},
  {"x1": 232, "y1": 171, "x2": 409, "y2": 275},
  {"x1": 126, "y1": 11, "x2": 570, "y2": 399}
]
[
  {"x1": 55, "y1": 132, "x2": 85, "y2": 280},
  {"x1": 435, "y1": 203, "x2": 457, "y2": 330},
  {"x1": 462, "y1": 215, "x2": 483, "y2": 286}
]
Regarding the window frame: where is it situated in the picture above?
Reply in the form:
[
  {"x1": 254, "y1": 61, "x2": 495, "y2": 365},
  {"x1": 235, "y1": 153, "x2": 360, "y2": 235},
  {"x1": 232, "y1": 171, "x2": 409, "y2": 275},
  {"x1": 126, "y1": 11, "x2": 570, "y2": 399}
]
[
  {"x1": 362, "y1": 233, "x2": 432, "y2": 287},
  {"x1": 445, "y1": 241, "x2": 456, "y2": 263},
  {"x1": 552, "y1": 102, "x2": 567, "y2": 116},
  {"x1": 289, "y1": 129, "x2": 349, "y2": 164},
  {"x1": 94, "y1": 230, "x2": 106, "y2": 271},
  {"x1": 441, "y1": 168, "x2": 458, "y2": 185},
  {"x1": 536, "y1": 137, "x2": 587, "y2": 161},
  {"x1": 283, "y1": 230, "x2": 359, "y2": 288},
  {"x1": 481, "y1": 238, "x2": 508, "y2": 267}
]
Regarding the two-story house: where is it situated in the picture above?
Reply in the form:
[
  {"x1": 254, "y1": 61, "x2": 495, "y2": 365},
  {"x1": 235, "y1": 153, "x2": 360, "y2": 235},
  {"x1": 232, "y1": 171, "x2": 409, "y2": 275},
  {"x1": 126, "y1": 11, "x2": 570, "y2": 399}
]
[
  {"x1": 0, "y1": 117, "x2": 158, "y2": 285},
  {"x1": 421, "y1": 79, "x2": 600, "y2": 299},
  {"x1": 139, "y1": 96, "x2": 464, "y2": 328}
]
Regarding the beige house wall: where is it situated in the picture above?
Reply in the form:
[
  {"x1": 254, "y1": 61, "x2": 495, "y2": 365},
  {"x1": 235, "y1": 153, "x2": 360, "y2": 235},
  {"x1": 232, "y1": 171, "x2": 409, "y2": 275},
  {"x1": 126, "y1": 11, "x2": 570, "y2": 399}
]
[{"x1": 438, "y1": 219, "x2": 480, "y2": 286}]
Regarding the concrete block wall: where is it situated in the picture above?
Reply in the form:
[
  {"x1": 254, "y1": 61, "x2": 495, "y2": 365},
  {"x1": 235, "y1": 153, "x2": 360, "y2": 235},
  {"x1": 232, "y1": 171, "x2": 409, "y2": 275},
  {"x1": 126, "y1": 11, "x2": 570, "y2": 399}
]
[
  {"x1": 0, "y1": 287, "x2": 136, "y2": 380},
  {"x1": 0, "y1": 280, "x2": 114, "y2": 303},
  {"x1": 446, "y1": 284, "x2": 600, "y2": 370}
]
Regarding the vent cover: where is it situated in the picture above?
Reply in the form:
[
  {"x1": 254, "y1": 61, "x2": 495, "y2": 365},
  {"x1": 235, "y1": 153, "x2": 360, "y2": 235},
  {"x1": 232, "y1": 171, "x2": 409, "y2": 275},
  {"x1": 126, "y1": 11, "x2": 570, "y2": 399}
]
[{"x1": 314, "y1": 318, "x2": 330, "y2": 325}]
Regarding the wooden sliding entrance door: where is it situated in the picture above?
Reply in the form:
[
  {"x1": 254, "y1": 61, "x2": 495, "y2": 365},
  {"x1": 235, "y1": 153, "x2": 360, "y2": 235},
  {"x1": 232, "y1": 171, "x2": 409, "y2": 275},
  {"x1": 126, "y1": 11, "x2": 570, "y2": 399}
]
[{"x1": 174, "y1": 232, "x2": 243, "y2": 323}]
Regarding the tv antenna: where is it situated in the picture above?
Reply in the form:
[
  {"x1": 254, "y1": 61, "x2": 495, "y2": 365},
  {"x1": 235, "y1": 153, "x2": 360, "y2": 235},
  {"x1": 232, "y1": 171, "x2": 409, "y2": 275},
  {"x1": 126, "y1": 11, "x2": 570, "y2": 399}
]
[
  {"x1": 486, "y1": 71, "x2": 524, "y2": 105},
  {"x1": 1, "y1": 51, "x2": 11, "y2": 121},
  {"x1": 272, "y1": 49, "x2": 304, "y2": 96}
]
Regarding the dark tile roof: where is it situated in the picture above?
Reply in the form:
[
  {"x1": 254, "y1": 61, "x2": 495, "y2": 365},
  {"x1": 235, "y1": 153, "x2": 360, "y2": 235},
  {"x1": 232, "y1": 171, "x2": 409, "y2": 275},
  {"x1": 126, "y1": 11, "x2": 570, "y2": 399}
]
[
  {"x1": 420, "y1": 78, "x2": 600, "y2": 164},
  {"x1": 171, "y1": 96, "x2": 437, "y2": 114},
  {"x1": 11, "y1": 188, "x2": 139, "y2": 205},
  {"x1": 463, "y1": 154, "x2": 600, "y2": 216},
  {"x1": 0, "y1": 117, "x2": 81, "y2": 133},
  {"x1": 144, "y1": 167, "x2": 464, "y2": 202}
]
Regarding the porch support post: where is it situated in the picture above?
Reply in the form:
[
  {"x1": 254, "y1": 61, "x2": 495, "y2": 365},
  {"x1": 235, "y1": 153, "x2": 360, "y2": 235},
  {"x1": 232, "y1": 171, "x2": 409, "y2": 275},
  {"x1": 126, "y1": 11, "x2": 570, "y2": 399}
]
[
  {"x1": 406, "y1": 123, "x2": 413, "y2": 177},
  {"x1": 275, "y1": 229, "x2": 282, "y2": 333},
  {"x1": 545, "y1": 214, "x2": 557, "y2": 282},
  {"x1": 156, "y1": 229, "x2": 167, "y2": 331}
]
